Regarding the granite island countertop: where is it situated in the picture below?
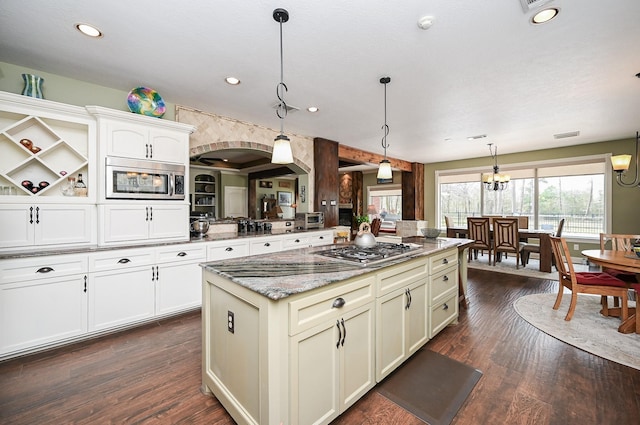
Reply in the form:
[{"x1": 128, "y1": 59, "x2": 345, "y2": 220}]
[{"x1": 200, "y1": 236, "x2": 473, "y2": 300}]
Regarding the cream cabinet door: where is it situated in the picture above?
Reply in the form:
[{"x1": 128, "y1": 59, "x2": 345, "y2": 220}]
[
  {"x1": 376, "y1": 279, "x2": 428, "y2": 381},
  {"x1": 290, "y1": 303, "x2": 375, "y2": 425}
]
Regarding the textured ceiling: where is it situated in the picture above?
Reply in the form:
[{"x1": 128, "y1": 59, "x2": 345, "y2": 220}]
[{"x1": 1, "y1": 0, "x2": 639, "y2": 166}]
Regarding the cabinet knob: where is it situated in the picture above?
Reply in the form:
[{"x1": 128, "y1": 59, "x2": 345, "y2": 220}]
[
  {"x1": 442, "y1": 258, "x2": 449, "y2": 264},
  {"x1": 36, "y1": 266, "x2": 54, "y2": 273},
  {"x1": 443, "y1": 275, "x2": 449, "y2": 281},
  {"x1": 332, "y1": 297, "x2": 346, "y2": 308},
  {"x1": 443, "y1": 303, "x2": 449, "y2": 311}
]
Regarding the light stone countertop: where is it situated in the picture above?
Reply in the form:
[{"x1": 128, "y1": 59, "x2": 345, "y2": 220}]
[{"x1": 201, "y1": 237, "x2": 473, "y2": 300}]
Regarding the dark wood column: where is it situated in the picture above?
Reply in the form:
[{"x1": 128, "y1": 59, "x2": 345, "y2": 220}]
[
  {"x1": 314, "y1": 138, "x2": 339, "y2": 227},
  {"x1": 401, "y1": 162, "x2": 424, "y2": 220}
]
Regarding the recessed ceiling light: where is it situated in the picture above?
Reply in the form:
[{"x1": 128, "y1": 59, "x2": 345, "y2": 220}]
[
  {"x1": 225, "y1": 77, "x2": 240, "y2": 85},
  {"x1": 531, "y1": 8, "x2": 559, "y2": 24},
  {"x1": 75, "y1": 23, "x2": 102, "y2": 38},
  {"x1": 307, "y1": 106, "x2": 319, "y2": 113}
]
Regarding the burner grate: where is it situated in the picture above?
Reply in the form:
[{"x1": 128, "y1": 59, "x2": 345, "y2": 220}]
[{"x1": 317, "y1": 242, "x2": 422, "y2": 264}]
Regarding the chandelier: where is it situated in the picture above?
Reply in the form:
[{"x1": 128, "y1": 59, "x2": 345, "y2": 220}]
[
  {"x1": 271, "y1": 8, "x2": 293, "y2": 164},
  {"x1": 610, "y1": 131, "x2": 640, "y2": 188},
  {"x1": 377, "y1": 76, "x2": 392, "y2": 180},
  {"x1": 483, "y1": 143, "x2": 510, "y2": 191}
]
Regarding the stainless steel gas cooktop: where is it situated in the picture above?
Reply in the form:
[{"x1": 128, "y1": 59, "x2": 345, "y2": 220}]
[{"x1": 316, "y1": 242, "x2": 423, "y2": 265}]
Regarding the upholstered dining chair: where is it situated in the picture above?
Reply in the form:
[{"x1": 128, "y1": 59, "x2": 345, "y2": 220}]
[
  {"x1": 492, "y1": 217, "x2": 520, "y2": 268},
  {"x1": 520, "y1": 218, "x2": 565, "y2": 267},
  {"x1": 467, "y1": 217, "x2": 492, "y2": 264},
  {"x1": 550, "y1": 236, "x2": 630, "y2": 322},
  {"x1": 445, "y1": 215, "x2": 453, "y2": 229}
]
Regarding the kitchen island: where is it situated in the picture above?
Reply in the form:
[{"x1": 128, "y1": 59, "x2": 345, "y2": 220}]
[{"x1": 200, "y1": 237, "x2": 472, "y2": 425}]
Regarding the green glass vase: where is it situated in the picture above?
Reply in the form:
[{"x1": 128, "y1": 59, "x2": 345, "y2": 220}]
[{"x1": 21, "y1": 74, "x2": 44, "y2": 99}]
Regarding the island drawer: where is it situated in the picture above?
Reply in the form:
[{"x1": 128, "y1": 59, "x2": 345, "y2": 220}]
[
  {"x1": 429, "y1": 289, "x2": 458, "y2": 338},
  {"x1": 289, "y1": 275, "x2": 375, "y2": 335},
  {"x1": 429, "y1": 248, "x2": 458, "y2": 275},
  {"x1": 429, "y1": 264, "x2": 458, "y2": 306},
  {"x1": 376, "y1": 257, "x2": 428, "y2": 296}
]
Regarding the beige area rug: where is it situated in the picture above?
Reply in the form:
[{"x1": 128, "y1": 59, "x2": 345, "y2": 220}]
[
  {"x1": 514, "y1": 292, "x2": 639, "y2": 370},
  {"x1": 466, "y1": 253, "x2": 589, "y2": 280}
]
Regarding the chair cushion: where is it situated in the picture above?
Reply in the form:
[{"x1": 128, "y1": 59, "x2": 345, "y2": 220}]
[
  {"x1": 603, "y1": 267, "x2": 638, "y2": 283},
  {"x1": 574, "y1": 272, "x2": 626, "y2": 287}
]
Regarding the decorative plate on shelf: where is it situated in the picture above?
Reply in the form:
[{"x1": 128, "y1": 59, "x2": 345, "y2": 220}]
[{"x1": 127, "y1": 87, "x2": 166, "y2": 118}]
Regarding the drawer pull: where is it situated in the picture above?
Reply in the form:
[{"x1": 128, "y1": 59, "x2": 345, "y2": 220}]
[
  {"x1": 443, "y1": 275, "x2": 449, "y2": 281},
  {"x1": 442, "y1": 258, "x2": 449, "y2": 264},
  {"x1": 319, "y1": 236, "x2": 324, "y2": 239},
  {"x1": 336, "y1": 320, "x2": 341, "y2": 349},
  {"x1": 332, "y1": 297, "x2": 346, "y2": 308},
  {"x1": 443, "y1": 303, "x2": 449, "y2": 311},
  {"x1": 295, "y1": 239, "x2": 300, "y2": 243},
  {"x1": 177, "y1": 252, "x2": 187, "y2": 257},
  {"x1": 264, "y1": 242, "x2": 271, "y2": 247},
  {"x1": 118, "y1": 258, "x2": 131, "y2": 264},
  {"x1": 35, "y1": 266, "x2": 54, "y2": 273},
  {"x1": 225, "y1": 247, "x2": 234, "y2": 252}
]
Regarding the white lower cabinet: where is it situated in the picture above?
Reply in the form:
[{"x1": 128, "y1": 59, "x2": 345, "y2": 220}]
[
  {"x1": 90, "y1": 266, "x2": 155, "y2": 331},
  {"x1": 0, "y1": 204, "x2": 94, "y2": 250},
  {"x1": 99, "y1": 203, "x2": 189, "y2": 245},
  {"x1": 0, "y1": 254, "x2": 88, "y2": 356},
  {"x1": 155, "y1": 244, "x2": 206, "y2": 315}
]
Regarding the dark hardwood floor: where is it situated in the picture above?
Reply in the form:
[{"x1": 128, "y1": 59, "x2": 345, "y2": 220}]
[{"x1": 1, "y1": 269, "x2": 639, "y2": 424}]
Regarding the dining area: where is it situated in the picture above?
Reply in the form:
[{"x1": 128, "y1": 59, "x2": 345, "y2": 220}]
[{"x1": 446, "y1": 215, "x2": 561, "y2": 273}]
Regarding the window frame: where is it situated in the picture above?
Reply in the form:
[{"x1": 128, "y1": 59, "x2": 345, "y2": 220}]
[{"x1": 435, "y1": 153, "x2": 613, "y2": 243}]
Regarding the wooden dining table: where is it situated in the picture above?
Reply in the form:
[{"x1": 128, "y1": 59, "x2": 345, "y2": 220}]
[
  {"x1": 581, "y1": 249, "x2": 640, "y2": 334},
  {"x1": 446, "y1": 226, "x2": 555, "y2": 272}
]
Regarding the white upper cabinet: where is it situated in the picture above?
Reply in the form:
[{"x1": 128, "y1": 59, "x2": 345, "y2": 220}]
[{"x1": 86, "y1": 105, "x2": 194, "y2": 165}]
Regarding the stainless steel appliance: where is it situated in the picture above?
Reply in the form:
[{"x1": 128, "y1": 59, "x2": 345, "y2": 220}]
[
  {"x1": 316, "y1": 242, "x2": 423, "y2": 265},
  {"x1": 295, "y1": 212, "x2": 324, "y2": 229},
  {"x1": 105, "y1": 157, "x2": 185, "y2": 200}
]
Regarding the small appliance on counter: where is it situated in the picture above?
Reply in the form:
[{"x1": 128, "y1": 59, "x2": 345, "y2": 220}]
[
  {"x1": 295, "y1": 212, "x2": 324, "y2": 229},
  {"x1": 190, "y1": 212, "x2": 210, "y2": 238}
]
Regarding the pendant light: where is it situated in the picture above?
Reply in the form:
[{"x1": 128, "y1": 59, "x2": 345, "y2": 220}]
[
  {"x1": 377, "y1": 77, "x2": 392, "y2": 180},
  {"x1": 271, "y1": 8, "x2": 294, "y2": 164},
  {"x1": 482, "y1": 143, "x2": 510, "y2": 191}
]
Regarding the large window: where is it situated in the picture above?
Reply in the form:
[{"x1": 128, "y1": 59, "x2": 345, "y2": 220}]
[
  {"x1": 437, "y1": 156, "x2": 609, "y2": 239},
  {"x1": 368, "y1": 185, "x2": 402, "y2": 223}
]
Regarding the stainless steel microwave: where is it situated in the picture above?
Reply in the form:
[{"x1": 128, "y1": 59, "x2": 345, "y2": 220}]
[
  {"x1": 295, "y1": 212, "x2": 324, "y2": 229},
  {"x1": 105, "y1": 157, "x2": 185, "y2": 200}
]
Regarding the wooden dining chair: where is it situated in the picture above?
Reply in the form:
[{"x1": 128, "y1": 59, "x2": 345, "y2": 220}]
[
  {"x1": 520, "y1": 218, "x2": 565, "y2": 267},
  {"x1": 550, "y1": 236, "x2": 630, "y2": 322},
  {"x1": 466, "y1": 217, "x2": 492, "y2": 264},
  {"x1": 492, "y1": 217, "x2": 520, "y2": 268},
  {"x1": 370, "y1": 218, "x2": 382, "y2": 236}
]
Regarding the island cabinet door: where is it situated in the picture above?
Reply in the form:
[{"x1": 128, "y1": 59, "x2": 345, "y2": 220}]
[
  {"x1": 376, "y1": 278, "x2": 428, "y2": 382},
  {"x1": 290, "y1": 303, "x2": 375, "y2": 425}
]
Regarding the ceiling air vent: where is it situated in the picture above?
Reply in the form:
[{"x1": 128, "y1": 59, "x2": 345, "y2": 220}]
[
  {"x1": 519, "y1": 0, "x2": 553, "y2": 13},
  {"x1": 553, "y1": 131, "x2": 580, "y2": 139}
]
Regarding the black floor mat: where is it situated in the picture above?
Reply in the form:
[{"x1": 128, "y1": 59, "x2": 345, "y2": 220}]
[{"x1": 376, "y1": 348, "x2": 483, "y2": 425}]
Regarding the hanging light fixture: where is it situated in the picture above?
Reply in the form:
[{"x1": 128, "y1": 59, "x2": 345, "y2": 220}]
[
  {"x1": 377, "y1": 77, "x2": 392, "y2": 180},
  {"x1": 610, "y1": 131, "x2": 640, "y2": 188},
  {"x1": 482, "y1": 143, "x2": 510, "y2": 191},
  {"x1": 271, "y1": 8, "x2": 293, "y2": 164}
]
